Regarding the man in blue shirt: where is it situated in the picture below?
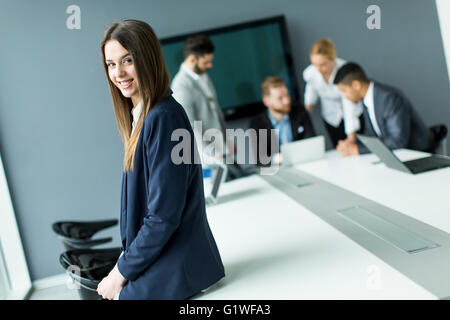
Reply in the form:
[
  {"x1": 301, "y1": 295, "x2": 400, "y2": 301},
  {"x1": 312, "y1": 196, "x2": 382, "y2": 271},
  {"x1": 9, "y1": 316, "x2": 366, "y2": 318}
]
[{"x1": 250, "y1": 76, "x2": 316, "y2": 166}]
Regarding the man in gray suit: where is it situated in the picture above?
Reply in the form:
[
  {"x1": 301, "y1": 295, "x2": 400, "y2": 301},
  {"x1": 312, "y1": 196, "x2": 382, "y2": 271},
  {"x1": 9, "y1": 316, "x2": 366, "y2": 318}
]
[
  {"x1": 333, "y1": 62, "x2": 434, "y2": 156},
  {"x1": 171, "y1": 35, "x2": 228, "y2": 155},
  {"x1": 171, "y1": 34, "x2": 245, "y2": 179}
]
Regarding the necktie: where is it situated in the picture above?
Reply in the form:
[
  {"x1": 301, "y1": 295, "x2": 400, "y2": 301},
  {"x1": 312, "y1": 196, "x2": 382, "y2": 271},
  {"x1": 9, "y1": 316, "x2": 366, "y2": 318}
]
[{"x1": 362, "y1": 102, "x2": 378, "y2": 136}]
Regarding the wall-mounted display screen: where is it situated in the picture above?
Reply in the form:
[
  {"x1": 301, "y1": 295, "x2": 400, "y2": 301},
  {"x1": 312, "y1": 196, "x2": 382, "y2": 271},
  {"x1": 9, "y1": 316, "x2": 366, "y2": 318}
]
[{"x1": 161, "y1": 15, "x2": 298, "y2": 120}]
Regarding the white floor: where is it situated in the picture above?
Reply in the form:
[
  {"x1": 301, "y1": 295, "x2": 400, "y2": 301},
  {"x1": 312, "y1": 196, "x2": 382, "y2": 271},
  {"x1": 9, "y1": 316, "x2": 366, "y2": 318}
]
[{"x1": 28, "y1": 284, "x2": 80, "y2": 300}]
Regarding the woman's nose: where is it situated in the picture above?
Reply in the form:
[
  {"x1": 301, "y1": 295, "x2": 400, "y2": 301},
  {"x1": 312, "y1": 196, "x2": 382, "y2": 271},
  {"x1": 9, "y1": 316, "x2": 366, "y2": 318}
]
[{"x1": 115, "y1": 64, "x2": 126, "y2": 78}]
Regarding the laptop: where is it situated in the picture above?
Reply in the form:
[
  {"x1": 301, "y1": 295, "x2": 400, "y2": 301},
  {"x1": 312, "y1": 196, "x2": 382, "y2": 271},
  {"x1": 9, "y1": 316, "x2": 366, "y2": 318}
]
[
  {"x1": 204, "y1": 163, "x2": 227, "y2": 206},
  {"x1": 357, "y1": 134, "x2": 450, "y2": 174},
  {"x1": 281, "y1": 135, "x2": 325, "y2": 167}
]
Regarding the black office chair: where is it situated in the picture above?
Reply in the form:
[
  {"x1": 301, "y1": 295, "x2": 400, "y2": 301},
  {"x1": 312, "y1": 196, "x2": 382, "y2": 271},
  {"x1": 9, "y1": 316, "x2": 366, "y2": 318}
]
[
  {"x1": 59, "y1": 247, "x2": 122, "y2": 300},
  {"x1": 52, "y1": 219, "x2": 118, "y2": 250},
  {"x1": 430, "y1": 124, "x2": 448, "y2": 156}
]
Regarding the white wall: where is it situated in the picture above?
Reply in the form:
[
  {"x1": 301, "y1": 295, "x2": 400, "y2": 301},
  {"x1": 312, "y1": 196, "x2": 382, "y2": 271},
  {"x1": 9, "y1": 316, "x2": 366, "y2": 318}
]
[
  {"x1": 0, "y1": 153, "x2": 31, "y2": 299},
  {"x1": 436, "y1": 0, "x2": 450, "y2": 85}
]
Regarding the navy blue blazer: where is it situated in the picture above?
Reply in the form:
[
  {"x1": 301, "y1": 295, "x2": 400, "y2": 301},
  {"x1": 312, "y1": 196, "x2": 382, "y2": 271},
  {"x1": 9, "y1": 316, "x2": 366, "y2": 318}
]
[
  {"x1": 357, "y1": 81, "x2": 434, "y2": 154},
  {"x1": 116, "y1": 94, "x2": 225, "y2": 300}
]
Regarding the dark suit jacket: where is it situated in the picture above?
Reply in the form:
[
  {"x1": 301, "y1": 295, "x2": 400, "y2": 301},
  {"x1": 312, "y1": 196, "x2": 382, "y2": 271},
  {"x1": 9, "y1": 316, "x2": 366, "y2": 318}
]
[
  {"x1": 358, "y1": 81, "x2": 434, "y2": 154},
  {"x1": 117, "y1": 94, "x2": 224, "y2": 300},
  {"x1": 249, "y1": 104, "x2": 316, "y2": 166}
]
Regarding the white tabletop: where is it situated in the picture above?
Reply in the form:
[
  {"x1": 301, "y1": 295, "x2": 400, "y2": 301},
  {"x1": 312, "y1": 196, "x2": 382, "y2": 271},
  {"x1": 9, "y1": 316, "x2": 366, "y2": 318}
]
[{"x1": 198, "y1": 172, "x2": 436, "y2": 299}]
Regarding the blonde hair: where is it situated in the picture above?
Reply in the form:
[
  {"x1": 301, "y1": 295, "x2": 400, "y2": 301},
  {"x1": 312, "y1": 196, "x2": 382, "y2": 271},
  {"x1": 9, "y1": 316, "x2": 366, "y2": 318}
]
[
  {"x1": 261, "y1": 76, "x2": 286, "y2": 97},
  {"x1": 310, "y1": 38, "x2": 336, "y2": 60},
  {"x1": 101, "y1": 20, "x2": 170, "y2": 172}
]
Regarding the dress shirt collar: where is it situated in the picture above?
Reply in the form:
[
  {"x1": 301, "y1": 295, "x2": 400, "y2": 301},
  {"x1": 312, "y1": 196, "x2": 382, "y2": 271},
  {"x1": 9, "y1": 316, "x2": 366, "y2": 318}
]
[
  {"x1": 328, "y1": 61, "x2": 340, "y2": 85},
  {"x1": 267, "y1": 109, "x2": 289, "y2": 127},
  {"x1": 132, "y1": 100, "x2": 143, "y2": 133},
  {"x1": 362, "y1": 81, "x2": 382, "y2": 136},
  {"x1": 182, "y1": 62, "x2": 200, "y2": 81},
  {"x1": 363, "y1": 81, "x2": 374, "y2": 108}
]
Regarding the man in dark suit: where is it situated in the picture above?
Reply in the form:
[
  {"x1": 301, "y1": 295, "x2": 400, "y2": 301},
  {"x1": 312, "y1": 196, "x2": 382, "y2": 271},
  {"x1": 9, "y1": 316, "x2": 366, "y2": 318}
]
[
  {"x1": 333, "y1": 62, "x2": 434, "y2": 156},
  {"x1": 249, "y1": 76, "x2": 316, "y2": 166}
]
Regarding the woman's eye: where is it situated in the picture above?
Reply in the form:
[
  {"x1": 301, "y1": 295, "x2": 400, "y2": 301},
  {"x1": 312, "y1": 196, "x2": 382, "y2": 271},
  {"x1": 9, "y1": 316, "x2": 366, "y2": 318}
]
[
  {"x1": 107, "y1": 62, "x2": 115, "y2": 68},
  {"x1": 123, "y1": 58, "x2": 132, "y2": 64}
]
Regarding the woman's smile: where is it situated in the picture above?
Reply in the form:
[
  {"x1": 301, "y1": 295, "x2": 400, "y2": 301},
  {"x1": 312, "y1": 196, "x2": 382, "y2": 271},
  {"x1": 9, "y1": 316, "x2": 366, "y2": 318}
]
[{"x1": 117, "y1": 79, "x2": 133, "y2": 89}]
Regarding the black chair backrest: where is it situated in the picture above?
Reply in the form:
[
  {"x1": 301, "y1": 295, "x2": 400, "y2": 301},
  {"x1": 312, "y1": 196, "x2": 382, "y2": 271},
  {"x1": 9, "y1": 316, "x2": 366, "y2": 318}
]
[
  {"x1": 52, "y1": 219, "x2": 118, "y2": 240},
  {"x1": 429, "y1": 124, "x2": 448, "y2": 153},
  {"x1": 430, "y1": 124, "x2": 448, "y2": 142}
]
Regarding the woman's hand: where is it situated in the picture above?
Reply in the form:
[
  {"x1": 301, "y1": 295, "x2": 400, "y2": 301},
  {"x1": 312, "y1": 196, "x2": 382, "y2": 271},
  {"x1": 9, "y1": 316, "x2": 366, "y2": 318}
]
[
  {"x1": 97, "y1": 264, "x2": 127, "y2": 300},
  {"x1": 337, "y1": 139, "x2": 359, "y2": 157}
]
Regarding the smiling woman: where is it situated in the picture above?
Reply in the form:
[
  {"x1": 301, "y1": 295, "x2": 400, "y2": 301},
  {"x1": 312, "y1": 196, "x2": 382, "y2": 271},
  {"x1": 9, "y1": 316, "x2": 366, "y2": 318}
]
[{"x1": 97, "y1": 20, "x2": 225, "y2": 300}]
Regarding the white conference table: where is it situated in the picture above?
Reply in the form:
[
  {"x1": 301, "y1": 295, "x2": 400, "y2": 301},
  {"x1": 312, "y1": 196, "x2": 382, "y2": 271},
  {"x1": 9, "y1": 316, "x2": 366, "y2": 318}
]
[
  {"x1": 196, "y1": 149, "x2": 449, "y2": 300},
  {"x1": 297, "y1": 149, "x2": 450, "y2": 235}
]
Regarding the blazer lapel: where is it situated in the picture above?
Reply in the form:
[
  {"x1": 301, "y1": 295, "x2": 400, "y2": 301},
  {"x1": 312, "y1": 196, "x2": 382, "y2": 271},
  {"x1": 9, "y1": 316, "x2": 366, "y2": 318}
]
[
  {"x1": 372, "y1": 82, "x2": 385, "y2": 137},
  {"x1": 289, "y1": 108, "x2": 302, "y2": 139}
]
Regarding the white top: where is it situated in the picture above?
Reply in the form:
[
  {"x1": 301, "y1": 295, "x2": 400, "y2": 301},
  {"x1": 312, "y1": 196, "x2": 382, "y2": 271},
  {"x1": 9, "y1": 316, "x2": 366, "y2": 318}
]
[
  {"x1": 180, "y1": 62, "x2": 230, "y2": 157},
  {"x1": 363, "y1": 81, "x2": 382, "y2": 137},
  {"x1": 131, "y1": 101, "x2": 143, "y2": 134},
  {"x1": 303, "y1": 57, "x2": 363, "y2": 133}
]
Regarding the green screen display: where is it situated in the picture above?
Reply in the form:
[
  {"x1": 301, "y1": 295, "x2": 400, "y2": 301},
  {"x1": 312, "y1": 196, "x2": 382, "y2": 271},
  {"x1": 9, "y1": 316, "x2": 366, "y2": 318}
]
[{"x1": 162, "y1": 20, "x2": 292, "y2": 113}]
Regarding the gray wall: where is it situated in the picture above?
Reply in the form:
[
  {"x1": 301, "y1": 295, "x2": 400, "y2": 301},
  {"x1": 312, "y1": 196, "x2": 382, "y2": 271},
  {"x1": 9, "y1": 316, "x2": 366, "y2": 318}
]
[{"x1": 0, "y1": 0, "x2": 448, "y2": 280}]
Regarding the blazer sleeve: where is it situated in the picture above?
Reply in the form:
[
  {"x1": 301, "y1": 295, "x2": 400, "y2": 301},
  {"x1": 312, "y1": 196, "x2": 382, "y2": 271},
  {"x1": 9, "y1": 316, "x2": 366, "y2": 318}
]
[
  {"x1": 357, "y1": 141, "x2": 370, "y2": 154},
  {"x1": 381, "y1": 93, "x2": 411, "y2": 150},
  {"x1": 117, "y1": 108, "x2": 190, "y2": 281},
  {"x1": 172, "y1": 82, "x2": 198, "y2": 127}
]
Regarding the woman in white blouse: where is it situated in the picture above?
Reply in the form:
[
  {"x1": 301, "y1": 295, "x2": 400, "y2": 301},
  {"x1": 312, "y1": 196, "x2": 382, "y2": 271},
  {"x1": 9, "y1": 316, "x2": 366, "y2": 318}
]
[{"x1": 303, "y1": 39, "x2": 363, "y2": 147}]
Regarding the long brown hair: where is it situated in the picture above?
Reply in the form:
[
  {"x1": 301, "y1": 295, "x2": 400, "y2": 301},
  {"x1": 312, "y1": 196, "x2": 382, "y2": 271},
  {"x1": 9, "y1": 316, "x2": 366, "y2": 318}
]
[{"x1": 101, "y1": 20, "x2": 170, "y2": 172}]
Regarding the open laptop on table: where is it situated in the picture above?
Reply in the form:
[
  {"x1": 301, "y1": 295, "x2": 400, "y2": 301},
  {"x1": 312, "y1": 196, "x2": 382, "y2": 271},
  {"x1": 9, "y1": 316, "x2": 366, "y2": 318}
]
[
  {"x1": 274, "y1": 136, "x2": 325, "y2": 188},
  {"x1": 204, "y1": 162, "x2": 227, "y2": 206},
  {"x1": 357, "y1": 134, "x2": 450, "y2": 174},
  {"x1": 281, "y1": 135, "x2": 325, "y2": 167}
]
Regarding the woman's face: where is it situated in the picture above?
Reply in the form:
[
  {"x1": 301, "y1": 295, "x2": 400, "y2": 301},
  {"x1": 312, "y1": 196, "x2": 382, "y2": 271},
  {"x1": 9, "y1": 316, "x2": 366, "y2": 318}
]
[
  {"x1": 310, "y1": 54, "x2": 335, "y2": 79},
  {"x1": 104, "y1": 39, "x2": 141, "y2": 106}
]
